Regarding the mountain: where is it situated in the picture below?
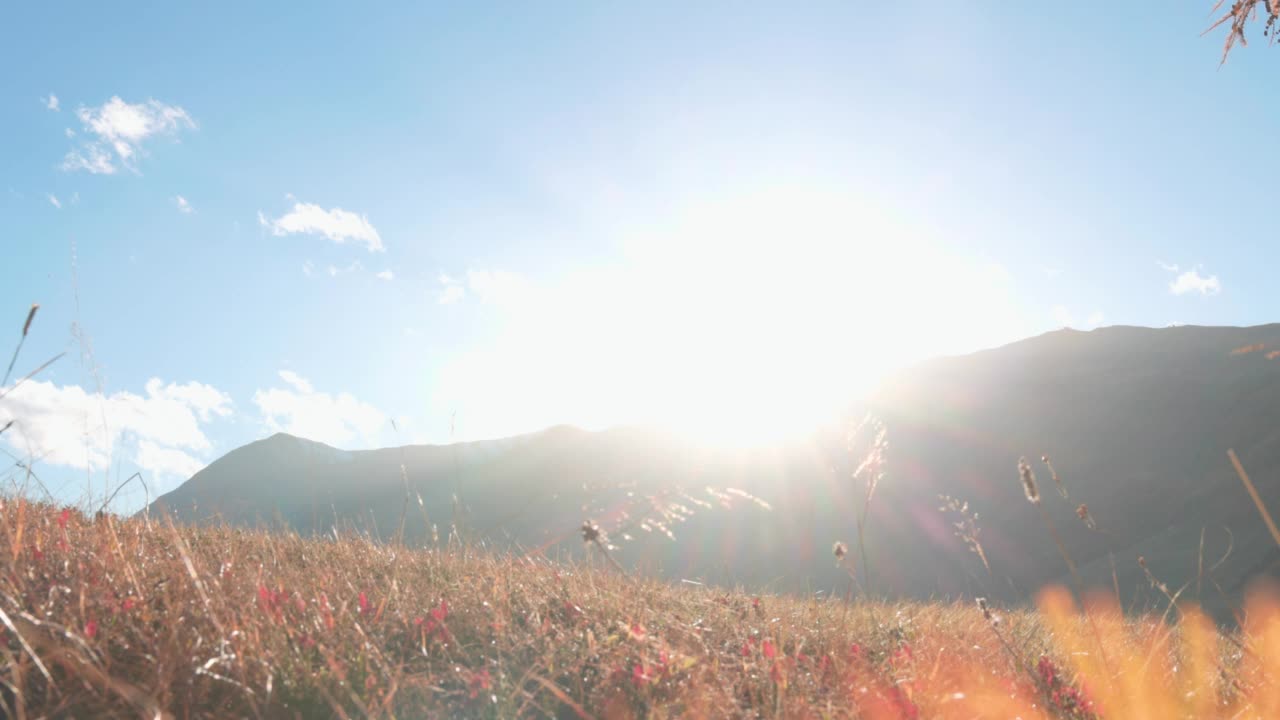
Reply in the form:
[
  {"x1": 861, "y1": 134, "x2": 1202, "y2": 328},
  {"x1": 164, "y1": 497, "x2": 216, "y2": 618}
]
[{"x1": 147, "y1": 324, "x2": 1280, "y2": 620}]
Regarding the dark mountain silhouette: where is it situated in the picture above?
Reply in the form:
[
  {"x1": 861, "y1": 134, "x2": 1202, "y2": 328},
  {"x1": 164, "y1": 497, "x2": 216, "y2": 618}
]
[{"x1": 147, "y1": 324, "x2": 1280, "y2": 620}]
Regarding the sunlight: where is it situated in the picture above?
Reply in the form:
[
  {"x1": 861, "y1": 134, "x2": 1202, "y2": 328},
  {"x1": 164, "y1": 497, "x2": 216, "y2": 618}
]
[
  {"x1": 591, "y1": 187, "x2": 1025, "y2": 448},
  {"x1": 433, "y1": 186, "x2": 1027, "y2": 449},
  {"x1": 621, "y1": 191, "x2": 898, "y2": 446}
]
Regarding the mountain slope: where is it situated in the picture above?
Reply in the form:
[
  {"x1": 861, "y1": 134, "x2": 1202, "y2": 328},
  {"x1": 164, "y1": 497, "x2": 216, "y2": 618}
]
[{"x1": 148, "y1": 324, "x2": 1280, "y2": 619}]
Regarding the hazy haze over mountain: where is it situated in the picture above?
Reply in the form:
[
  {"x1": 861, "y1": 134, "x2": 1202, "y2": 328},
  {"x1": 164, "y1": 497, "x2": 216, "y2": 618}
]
[{"x1": 149, "y1": 324, "x2": 1280, "y2": 621}]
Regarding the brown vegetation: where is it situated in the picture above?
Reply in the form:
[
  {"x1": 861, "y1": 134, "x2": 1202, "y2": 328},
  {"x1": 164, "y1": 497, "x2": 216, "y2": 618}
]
[{"x1": 2, "y1": 497, "x2": 1280, "y2": 718}]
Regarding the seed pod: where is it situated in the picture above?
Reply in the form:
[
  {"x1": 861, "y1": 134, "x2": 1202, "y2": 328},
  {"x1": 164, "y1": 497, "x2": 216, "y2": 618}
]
[{"x1": 1018, "y1": 457, "x2": 1040, "y2": 504}]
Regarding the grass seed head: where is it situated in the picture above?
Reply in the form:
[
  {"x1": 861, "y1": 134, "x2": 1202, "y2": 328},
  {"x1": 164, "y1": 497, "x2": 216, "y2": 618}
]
[
  {"x1": 22, "y1": 304, "x2": 38, "y2": 337},
  {"x1": 976, "y1": 597, "x2": 993, "y2": 622},
  {"x1": 1017, "y1": 457, "x2": 1040, "y2": 504},
  {"x1": 1076, "y1": 503, "x2": 1096, "y2": 529}
]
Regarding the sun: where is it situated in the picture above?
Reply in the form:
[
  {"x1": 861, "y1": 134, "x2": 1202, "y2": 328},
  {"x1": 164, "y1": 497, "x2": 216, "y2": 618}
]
[
  {"x1": 434, "y1": 185, "x2": 1026, "y2": 448},
  {"x1": 591, "y1": 189, "x2": 910, "y2": 448}
]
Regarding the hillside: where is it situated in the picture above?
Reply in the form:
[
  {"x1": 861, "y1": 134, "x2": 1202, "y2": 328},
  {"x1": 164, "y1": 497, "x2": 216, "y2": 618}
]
[
  {"x1": 147, "y1": 324, "x2": 1280, "y2": 620},
  {"x1": 5, "y1": 497, "x2": 1279, "y2": 718}
]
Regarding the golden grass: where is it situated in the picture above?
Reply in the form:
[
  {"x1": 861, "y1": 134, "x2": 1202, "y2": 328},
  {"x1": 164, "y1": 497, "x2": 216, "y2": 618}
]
[{"x1": 0, "y1": 498, "x2": 1278, "y2": 718}]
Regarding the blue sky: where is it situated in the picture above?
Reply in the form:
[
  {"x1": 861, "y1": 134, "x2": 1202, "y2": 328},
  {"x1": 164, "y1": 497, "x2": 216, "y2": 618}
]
[{"x1": 2, "y1": 2, "x2": 1276, "y2": 510}]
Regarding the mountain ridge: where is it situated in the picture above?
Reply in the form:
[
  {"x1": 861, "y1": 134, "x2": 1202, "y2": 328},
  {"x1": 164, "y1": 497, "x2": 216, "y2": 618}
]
[{"x1": 148, "y1": 324, "x2": 1280, "y2": 620}]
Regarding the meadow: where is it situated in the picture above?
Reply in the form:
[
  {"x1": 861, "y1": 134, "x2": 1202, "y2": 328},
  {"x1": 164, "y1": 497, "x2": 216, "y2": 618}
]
[{"x1": 1, "y1": 491, "x2": 1279, "y2": 718}]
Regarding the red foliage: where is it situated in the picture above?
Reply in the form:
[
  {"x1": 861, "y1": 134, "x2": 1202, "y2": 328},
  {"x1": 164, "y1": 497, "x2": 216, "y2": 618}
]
[
  {"x1": 761, "y1": 639, "x2": 776, "y2": 659},
  {"x1": 1038, "y1": 655, "x2": 1095, "y2": 716},
  {"x1": 416, "y1": 600, "x2": 452, "y2": 644},
  {"x1": 468, "y1": 668, "x2": 492, "y2": 699}
]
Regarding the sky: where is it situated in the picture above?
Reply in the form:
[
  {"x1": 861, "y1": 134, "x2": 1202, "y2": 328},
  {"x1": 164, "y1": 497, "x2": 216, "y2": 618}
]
[{"x1": 2, "y1": 2, "x2": 1278, "y2": 511}]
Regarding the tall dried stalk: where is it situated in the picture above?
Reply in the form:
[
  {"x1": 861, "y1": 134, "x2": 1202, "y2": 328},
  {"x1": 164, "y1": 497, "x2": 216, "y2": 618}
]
[{"x1": 1205, "y1": 0, "x2": 1280, "y2": 64}]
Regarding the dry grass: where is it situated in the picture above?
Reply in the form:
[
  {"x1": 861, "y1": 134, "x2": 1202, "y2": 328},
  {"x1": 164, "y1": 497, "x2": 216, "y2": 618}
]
[
  {"x1": 1207, "y1": 0, "x2": 1280, "y2": 63},
  {"x1": 1, "y1": 498, "x2": 1279, "y2": 718}
]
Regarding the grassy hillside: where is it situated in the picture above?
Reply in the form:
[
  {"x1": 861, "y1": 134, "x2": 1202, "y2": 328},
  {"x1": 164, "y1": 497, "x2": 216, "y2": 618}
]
[
  {"x1": 2, "y1": 497, "x2": 1279, "y2": 718},
  {"x1": 145, "y1": 325, "x2": 1280, "y2": 624}
]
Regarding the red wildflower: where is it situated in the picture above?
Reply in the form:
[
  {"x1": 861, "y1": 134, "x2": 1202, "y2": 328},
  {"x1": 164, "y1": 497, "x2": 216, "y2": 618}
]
[
  {"x1": 1037, "y1": 656, "x2": 1057, "y2": 686},
  {"x1": 762, "y1": 639, "x2": 776, "y2": 659},
  {"x1": 84, "y1": 620, "x2": 98, "y2": 639},
  {"x1": 358, "y1": 591, "x2": 372, "y2": 615},
  {"x1": 258, "y1": 585, "x2": 287, "y2": 617},
  {"x1": 891, "y1": 644, "x2": 913, "y2": 665},
  {"x1": 632, "y1": 663, "x2": 649, "y2": 687},
  {"x1": 468, "y1": 669, "x2": 492, "y2": 699},
  {"x1": 740, "y1": 642, "x2": 751, "y2": 657},
  {"x1": 58, "y1": 508, "x2": 71, "y2": 529},
  {"x1": 121, "y1": 597, "x2": 137, "y2": 612},
  {"x1": 415, "y1": 600, "x2": 452, "y2": 643},
  {"x1": 431, "y1": 599, "x2": 448, "y2": 622},
  {"x1": 319, "y1": 593, "x2": 335, "y2": 630}
]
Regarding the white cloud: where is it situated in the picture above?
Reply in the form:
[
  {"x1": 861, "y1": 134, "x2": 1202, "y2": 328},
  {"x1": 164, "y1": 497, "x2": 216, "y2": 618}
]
[
  {"x1": 43, "y1": 94, "x2": 59, "y2": 111},
  {"x1": 47, "y1": 194, "x2": 61, "y2": 209},
  {"x1": 1085, "y1": 311, "x2": 1105, "y2": 327},
  {"x1": 0, "y1": 378, "x2": 232, "y2": 481},
  {"x1": 135, "y1": 439, "x2": 206, "y2": 479},
  {"x1": 252, "y1": 372, "x2": 387, "y2": 448},
  {"x1": 1169, "y1": 268, "x2": 1221, "y2": 296},
  {"x1": 437, "y1": 273, "x2": 465, "y2": 304},
  {"x1": 64, "y1": 128, "x2": 75, "y2": 138},
  {"x1": 61, "y1": 96, "x2": 195, "y2": 175},
  {"x1": 62, "y1": 144, "x2": 115, "y2": 174},
  {"x1": 326, "y1": 260, "x2": 364, "y2": 277},
  {"x1": 259, "y1": 201, "x2": 384, "y2": 252},
  {"x1": 174, "y1": 195, "x2": 194, "y2": 214},
  {"x1": 376, "y1": 270, "x2": 394, "y2": 281},
  {"x1": 276, "y1": 370, "x2": 313, "y2": 394}
]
